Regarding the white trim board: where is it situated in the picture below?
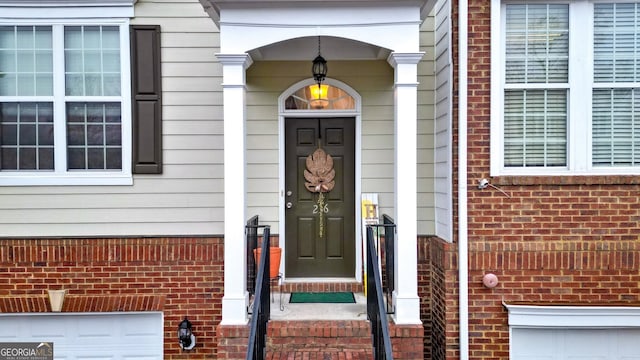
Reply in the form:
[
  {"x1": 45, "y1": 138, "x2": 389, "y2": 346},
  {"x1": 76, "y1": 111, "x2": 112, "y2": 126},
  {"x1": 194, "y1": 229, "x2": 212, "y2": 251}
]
[{"x1": 505, "y1": 302, "x2": 640, "y2": 328}]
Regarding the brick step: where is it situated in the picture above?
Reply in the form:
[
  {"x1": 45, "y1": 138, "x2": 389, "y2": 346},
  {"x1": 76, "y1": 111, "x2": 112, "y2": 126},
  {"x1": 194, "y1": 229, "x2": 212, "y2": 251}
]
[
  {"x1": 267, "y1": 320, "x2": 373, "y2": 353},
  {"x1": 278, "y1": 282, "x2": 363, "y2": 293},
  {"x1": 265, "y1": 350, "x2": 373, "y2": 359}
]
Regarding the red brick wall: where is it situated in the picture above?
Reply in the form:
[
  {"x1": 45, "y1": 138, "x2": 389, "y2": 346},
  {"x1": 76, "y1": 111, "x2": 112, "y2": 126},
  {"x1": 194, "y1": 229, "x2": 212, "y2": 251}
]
[
  {"x1": 418, "y1": 236, "x2": 433, "y2": 359},
  {"x1": 466, "y1": 185, "x2": 640, "y2": 359},
  {"x1": 444, "y1": 1, "x2": 640, "y2": 359},
  {"x1": 216, "y1": 324, "x2": 250, "y2": 359},
  {"x1": 422, "y1": 236, "x2": 453, "y2": 360},
  {"x1": 0, "y1": 237, "x2": 224, "y2": 359}
]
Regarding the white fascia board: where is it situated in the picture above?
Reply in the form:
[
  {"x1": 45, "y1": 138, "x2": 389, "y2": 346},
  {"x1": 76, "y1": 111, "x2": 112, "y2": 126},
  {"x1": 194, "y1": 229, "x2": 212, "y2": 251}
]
[
  {"x1": 0, "y1": 1, "x2": 135, "y2": 18},
  {"x1": 0, "y1": 0, "x2": 135, "y2": 5},
  {"x1": 201, "y1": 0, "x2": 433, "y2": 31},
  {"x1": 204, "y1": 0, "x2": 433, "y2": 21},
  {"x1": 220, "y1": 5, "x2": 420, "y2": 25},
  {"x1": 505, "y1": 303, "x2": 640, "y2": 328}
]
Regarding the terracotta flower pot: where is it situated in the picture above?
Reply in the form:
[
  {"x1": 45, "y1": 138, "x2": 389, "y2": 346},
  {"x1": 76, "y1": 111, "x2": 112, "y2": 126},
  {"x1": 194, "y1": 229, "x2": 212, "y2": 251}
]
[{"x1": 253, "y1": 247, "x2": 282, "y2": 278}]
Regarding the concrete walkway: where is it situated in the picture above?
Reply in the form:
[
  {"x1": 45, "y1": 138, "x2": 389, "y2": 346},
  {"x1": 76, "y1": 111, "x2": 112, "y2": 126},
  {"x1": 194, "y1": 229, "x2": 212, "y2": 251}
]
[{"x1": 269, "y1": 292, "x2": 367, "y2": 321}]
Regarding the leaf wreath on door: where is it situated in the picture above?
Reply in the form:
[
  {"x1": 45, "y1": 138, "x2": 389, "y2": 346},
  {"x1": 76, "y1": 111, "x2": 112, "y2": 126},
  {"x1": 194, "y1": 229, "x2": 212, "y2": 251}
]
[{"x1": 304, "y1": 146, "x2": 335, "y2": 238}]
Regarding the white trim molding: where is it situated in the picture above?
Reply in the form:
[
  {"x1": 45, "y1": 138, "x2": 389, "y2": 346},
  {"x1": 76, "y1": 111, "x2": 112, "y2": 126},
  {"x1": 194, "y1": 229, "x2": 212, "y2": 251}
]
[
  {"x1": 0, "y1": 0, "x2": 135, "y2": 4},
  {"x1": 505, "y1": 303, "x2": 640, "y2": 328},
  {"x1": 0, "y1": 1, "x2": 135, "y2": 19}
]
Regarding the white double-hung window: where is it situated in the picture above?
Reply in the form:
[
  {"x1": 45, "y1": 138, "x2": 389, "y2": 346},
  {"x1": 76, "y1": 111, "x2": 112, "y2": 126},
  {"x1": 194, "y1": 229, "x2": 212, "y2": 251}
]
[
  {"x1": 491, "y1": 1, "x2": 640, "y2": 175},
  {"x1": 0, "y1": 3, "x2": 132, "y2": 185}
]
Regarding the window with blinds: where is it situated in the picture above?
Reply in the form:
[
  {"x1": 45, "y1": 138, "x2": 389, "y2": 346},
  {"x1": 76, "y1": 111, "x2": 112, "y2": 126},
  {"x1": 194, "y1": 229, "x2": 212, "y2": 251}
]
[
  {"x1": 592, "y1": 3, "x2": 640, "y2": 167},
  {"x1": 503, "y1": 4, "x2": 569, "y2": 167},
  {"x1": 496, "y1": 1, "x2": 640, "y2": 174}
]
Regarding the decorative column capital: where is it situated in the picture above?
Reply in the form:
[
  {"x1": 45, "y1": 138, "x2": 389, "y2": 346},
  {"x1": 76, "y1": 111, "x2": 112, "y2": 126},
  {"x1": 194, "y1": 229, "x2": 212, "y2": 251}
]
[
  {"x1": 216, "y1": 53, "x2": 254, "y2": 68},
  {"x1": 387, "y1": 52, "x2": 424, "y2": 86},
  {"x1": 387, "y1": 52, "x2": 425, "y2": 67},
  {"x1": 216, "y1": 53, "x2": 253, "y2": 87}
]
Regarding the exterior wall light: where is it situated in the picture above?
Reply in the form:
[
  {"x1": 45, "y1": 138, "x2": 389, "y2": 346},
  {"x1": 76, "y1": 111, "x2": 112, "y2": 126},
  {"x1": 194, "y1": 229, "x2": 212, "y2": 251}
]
[{"x1": 178, "y1": 317, "x2": 196, "y2": 351}]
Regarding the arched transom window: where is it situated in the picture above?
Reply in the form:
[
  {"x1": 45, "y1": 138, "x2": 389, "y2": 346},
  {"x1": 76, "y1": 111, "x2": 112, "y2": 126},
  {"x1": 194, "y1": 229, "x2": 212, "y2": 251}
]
[{"x1": 285, "y1": 83, "x2": 355, "y2": 110}]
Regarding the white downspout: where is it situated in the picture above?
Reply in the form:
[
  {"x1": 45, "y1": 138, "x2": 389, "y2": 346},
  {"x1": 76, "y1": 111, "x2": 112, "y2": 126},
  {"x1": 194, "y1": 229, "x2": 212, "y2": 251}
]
[{"x1": 458, "y1": 0, "x2": 469, "y2": 359}]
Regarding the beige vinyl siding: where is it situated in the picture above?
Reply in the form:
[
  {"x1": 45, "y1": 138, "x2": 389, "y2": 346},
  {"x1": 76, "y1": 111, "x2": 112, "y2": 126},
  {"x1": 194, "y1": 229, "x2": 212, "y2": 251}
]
[
  {"x1": 131, "y1": 0, "x2": 223, "y2": 234},
  {"x1": 359, "y1": 61, "x2": 396, "y2": 221},
  {"x1": 0, "y1": 0, "x2": 223, "y2": 237},
  {"x1": 0, "y1": 0, "x2": 439, "y2": 238},
  {"x1": 433, "y1": 0, "x2": 453, "y2": 241},
  {"x1": 245, "y1": 65, "x2": 284, "y2": 229},
  {"x1": 418, "y1": 14, "x2": 437, "y2": 235}
]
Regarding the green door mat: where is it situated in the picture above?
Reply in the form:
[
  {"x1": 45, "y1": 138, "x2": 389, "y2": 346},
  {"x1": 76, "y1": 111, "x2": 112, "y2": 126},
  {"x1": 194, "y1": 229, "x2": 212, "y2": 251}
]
[{"x1": 289, "y1": 292, "x2": 355, "y2": 304}]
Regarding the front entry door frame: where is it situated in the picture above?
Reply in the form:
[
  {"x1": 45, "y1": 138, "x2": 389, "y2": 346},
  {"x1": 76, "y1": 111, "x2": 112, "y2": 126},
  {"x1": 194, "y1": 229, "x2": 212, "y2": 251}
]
[{"x1": 278, "y1": 78, "x2": 362, "y2": 282}]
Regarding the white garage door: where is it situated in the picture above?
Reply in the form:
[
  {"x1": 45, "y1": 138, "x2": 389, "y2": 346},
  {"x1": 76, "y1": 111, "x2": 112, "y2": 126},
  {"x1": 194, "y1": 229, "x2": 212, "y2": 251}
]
[
  {"x1": 0, "y1": 312, "x2": 163, "y2": 360},
  {"x1": 512, "y1": 328, "x2": 640, "y2": 360}
]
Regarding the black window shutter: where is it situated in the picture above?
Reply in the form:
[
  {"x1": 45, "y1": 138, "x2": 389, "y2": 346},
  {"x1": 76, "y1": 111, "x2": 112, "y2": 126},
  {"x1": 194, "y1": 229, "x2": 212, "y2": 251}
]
[{"x1": 130, "y1": 25, "x2": 162, "y2": 174}]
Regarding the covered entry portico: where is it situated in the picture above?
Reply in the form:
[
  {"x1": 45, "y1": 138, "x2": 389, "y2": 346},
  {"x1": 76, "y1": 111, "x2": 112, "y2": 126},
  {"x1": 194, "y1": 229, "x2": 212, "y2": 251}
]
[{"x1": 199, "y1": 0, "x2": 434, "y2": 326}]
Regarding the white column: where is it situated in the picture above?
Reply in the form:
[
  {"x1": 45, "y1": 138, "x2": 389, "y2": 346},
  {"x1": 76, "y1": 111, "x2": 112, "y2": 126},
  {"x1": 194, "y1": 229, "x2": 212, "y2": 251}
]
[
  {"x1": 388, "y1": 52, "x2": 424, "y2": 325},
  {"x1": 217, "y1": 53, "x2": 253, "y2": 325}
]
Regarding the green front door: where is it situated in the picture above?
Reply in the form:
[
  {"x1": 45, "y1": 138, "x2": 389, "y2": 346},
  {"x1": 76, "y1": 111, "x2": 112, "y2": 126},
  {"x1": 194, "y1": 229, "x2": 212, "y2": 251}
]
[{"x1": 284, "y1": 117, "x2": 355, "y2": 277}]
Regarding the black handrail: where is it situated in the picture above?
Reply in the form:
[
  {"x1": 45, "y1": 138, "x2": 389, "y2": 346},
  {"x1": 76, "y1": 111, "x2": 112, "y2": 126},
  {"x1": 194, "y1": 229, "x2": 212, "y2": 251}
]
[
  {"x1": 246, "y1": 215, "x2": 259, "y2": 295},
  {"x1": 366, "y1": 225, "x2": 394, "y2": 360},
  {"x1": 382, "y1": 214, "x2": 395, "y2": 313},
  {"x1": 246, "y1": 225, "x2": 271, "y2": 360},
  {"x1": 369, "y1": 215, "x2": 396, "y2": 314}
]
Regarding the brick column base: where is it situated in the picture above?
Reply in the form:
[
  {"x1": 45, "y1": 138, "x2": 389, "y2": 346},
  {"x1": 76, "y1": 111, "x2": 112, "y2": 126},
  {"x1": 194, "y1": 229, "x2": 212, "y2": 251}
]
[
  {"x1": 216, "y1": 324, "x2": 250, "y2": 360},
  {"x1": 389, "y1": 323, "x2": 424, "y2": 359}
]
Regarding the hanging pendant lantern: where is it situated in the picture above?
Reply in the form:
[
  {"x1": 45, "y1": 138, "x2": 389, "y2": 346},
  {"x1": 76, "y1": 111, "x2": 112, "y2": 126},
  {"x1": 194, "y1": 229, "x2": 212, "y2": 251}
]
[
  {"x1": 311, "y1": 36, "x2": 328, "y2": 109},
  {"x1": 312, "y1": 55, "x2": 327, "y2": 84},
  {"x1": 311, "y1": 36, "x2": 328, "y2": 86}
]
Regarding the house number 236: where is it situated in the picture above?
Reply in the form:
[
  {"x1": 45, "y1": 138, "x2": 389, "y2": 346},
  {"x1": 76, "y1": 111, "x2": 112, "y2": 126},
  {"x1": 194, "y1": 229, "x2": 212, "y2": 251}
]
[{"x1": 313, "y1": 203, "x2": 329, "y2": 214}]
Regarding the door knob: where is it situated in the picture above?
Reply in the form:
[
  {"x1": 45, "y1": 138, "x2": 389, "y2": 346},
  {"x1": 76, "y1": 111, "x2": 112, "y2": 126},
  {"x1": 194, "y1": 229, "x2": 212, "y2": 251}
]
[{"x1": 286, "y1": 202, "x2": 293, "y2": 209}]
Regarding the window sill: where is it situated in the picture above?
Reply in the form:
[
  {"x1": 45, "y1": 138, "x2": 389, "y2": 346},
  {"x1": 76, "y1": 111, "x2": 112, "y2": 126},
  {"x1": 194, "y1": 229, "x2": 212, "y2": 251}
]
[
  {"x1": 0, "y1": 173, "x2": 133, "y2": 186},
  {"x1": 493, "y1": 175, "x2": 640, "y2": 186}
]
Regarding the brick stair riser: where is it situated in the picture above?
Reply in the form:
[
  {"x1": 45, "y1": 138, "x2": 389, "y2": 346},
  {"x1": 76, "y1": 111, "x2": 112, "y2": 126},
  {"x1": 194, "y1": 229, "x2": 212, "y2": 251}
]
[
  {"x1": 266, "y1": 350, "x2": 372, "y2": 360},
  {"x1": 268, "y1": 338, "x2": 372, "y2": 351},
  {"x1": 267, "y1": 320, "x2": 372, "y2": 353},
  {"x1": 278, "y1": 282, "x2": 363, "y2": 293}
]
